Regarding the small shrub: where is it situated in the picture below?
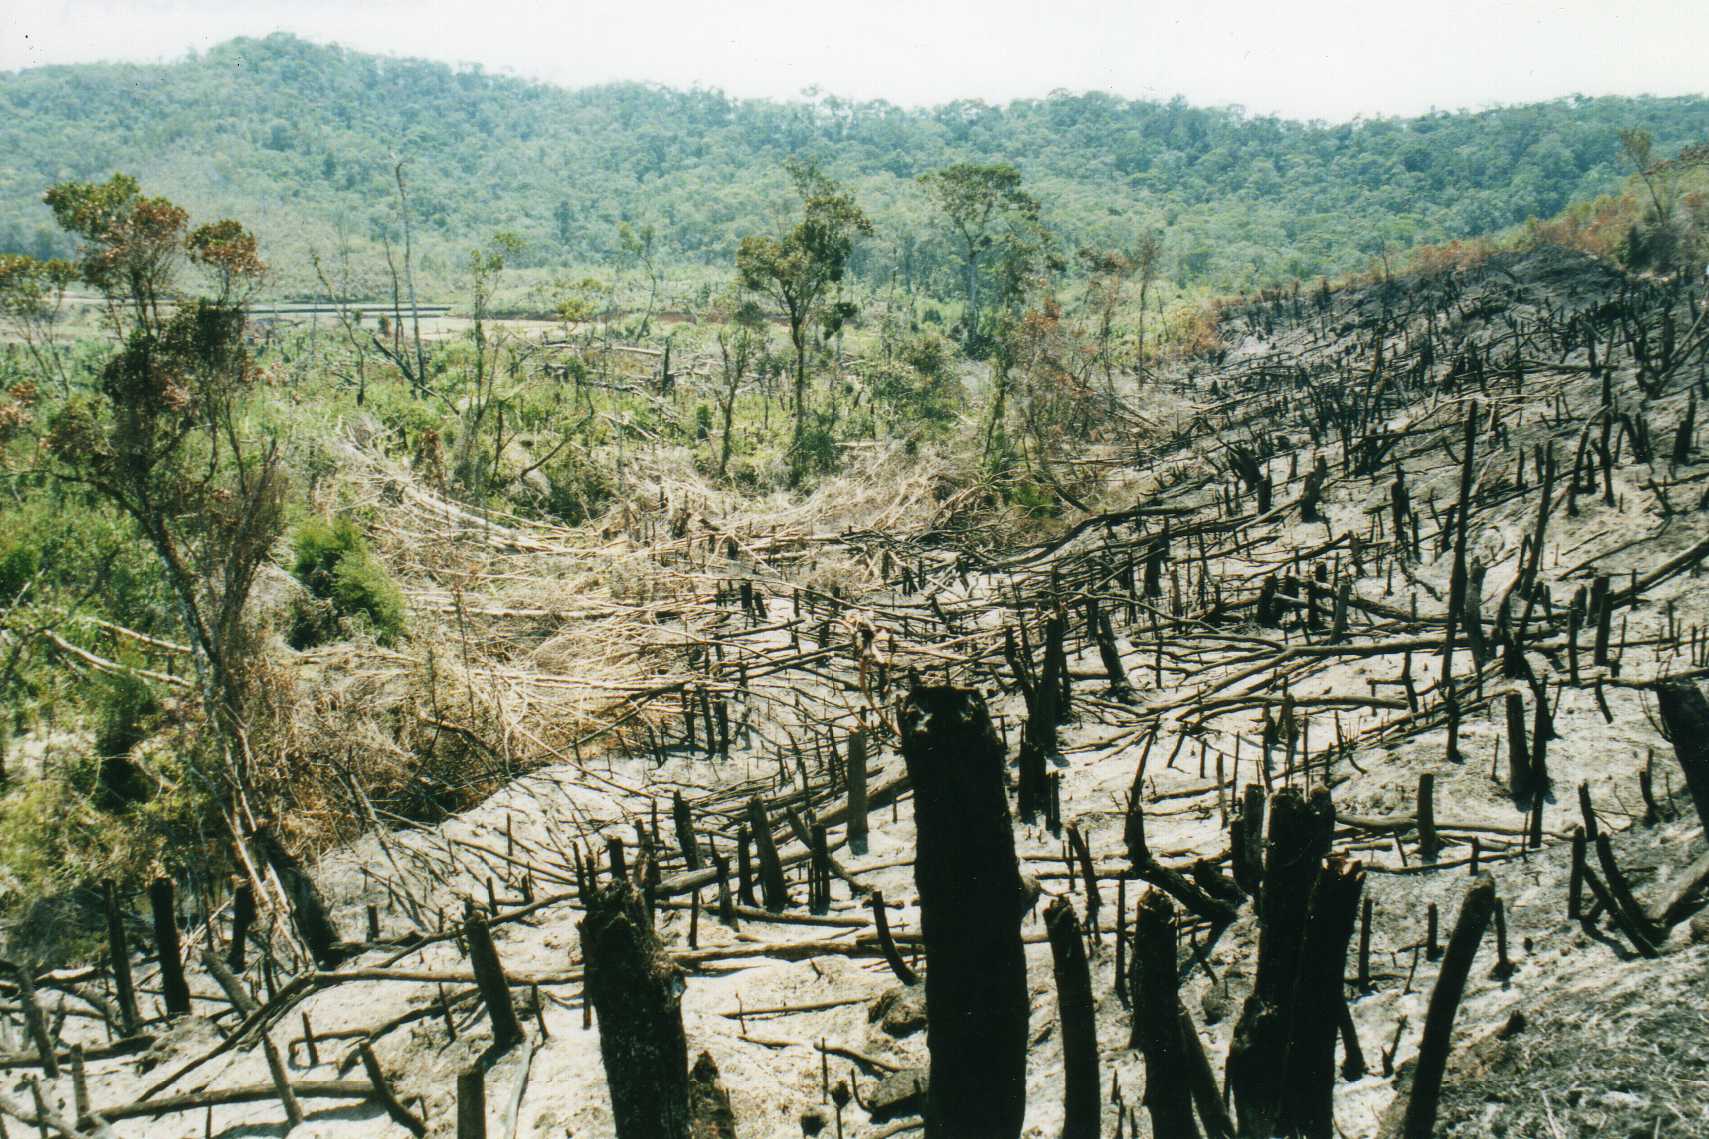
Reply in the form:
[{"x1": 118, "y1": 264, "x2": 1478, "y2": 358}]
[
  {"x1": 329, "y1": 551, "x2": 406, "y2": 643},
  {"x1": 289, "y1": 517, "x2": 405, "y2": 647},
  {"x1": 543, "y1": 449, "x2": 615, "y2": 525}
]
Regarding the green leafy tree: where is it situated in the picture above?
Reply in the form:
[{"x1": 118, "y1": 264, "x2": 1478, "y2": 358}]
[
  {"x1": 0, "y1": 254, "x2": 75, "y2": 395},
  {"x1": 736, "y1": 160, "x2": 872, "y2": 466},
  {"x1": 918, "y1": 163, "x2": 1040, "y2": 351},
  {"x1": 39, "y1": 175, "x2": 282, "y2": 810}
]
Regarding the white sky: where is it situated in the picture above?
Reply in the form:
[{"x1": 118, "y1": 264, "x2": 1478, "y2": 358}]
[{"x1": 2, "y1": 0, "x2": 1705, "y2": 122}]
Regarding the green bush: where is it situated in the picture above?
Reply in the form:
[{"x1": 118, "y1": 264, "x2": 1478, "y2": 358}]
[
  {"x1": 543, "y1": 449, "x2": 615, "y2": 525},
  {"x1": 289, "y1": 516, "x2": 405, "y2": 647}
]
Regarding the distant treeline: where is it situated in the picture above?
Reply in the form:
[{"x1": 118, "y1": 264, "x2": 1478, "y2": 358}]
[{"x1": 2, "y1": 33, "x2": 1706, "y2": 297}]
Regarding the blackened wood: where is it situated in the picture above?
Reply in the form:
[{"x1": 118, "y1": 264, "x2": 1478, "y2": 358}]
[
  {"x1": 1504, "y1": 693, "x2": 1533, "y2": 799},
  {"x1": 227, "y1": 879, "x2": 255, "y2": 971},
  {"x1": 745, "y1": 798, "x2": 788, "y2": 913},
  {"x1": 148, "y1": 877, "x2": 192, "y2": 1018},
  {"x1": 1018, "y1": 615, "x2": 1066, "y2": 820},
  {"x1": 711, "y1": 848, "x2": 738, "y2": 929},
  {"x1": 1442, "y1": 402, "x2": 1479, "y2": 762},
  {"x1": 252, "y1": 824, "x2": 345, "y2": 967},
  {"x1": 1657, "y1": 682, "x2": 1709, "y2": 832},
  {"x1": 673, "y1": 791, "x2": 701, "y2": 870},
  {"x1": 457, "y1": 1064, "x2": 486, "y2": 1139},
  {"x1": 1416, "y1": 774, "x2": 1439, "y2": 861},
  {"x1": 1280, "y1": 855, "x2": 1366, "y2": 1139},
  {"x1": 1591, "y1": 834, "x2": 1663, "y2": 951},
  {"x1": 102, "y1": 879, "x2": 140, "y2": 1037},
  {"x1": 1125, "y1": 793, "x2": 1238, "y2": 926},
  {"x1": 359, "y1": 1041, "x2": 429, "y2": 1136},
  {"x1": 464, "y1": 914, "x2": 524, "y2": 1055},
  {"x1": 1094, "y1": 608, "x2": 1135, "y2": 702},
  {"x1": 1227, "y1": 787, "x2": 1333, "y2": 1137},
  {"x1": 869, "y1": 890, "x2": 918, "y2": 986},
  {"x1": 262, "y1": 1036, "x2": 304, "y2": 1128},
  {"x1": 688, "y1": 1051, "x2": 738, "y2": 1139},
  {"x1": 1397, "y1": 876, "x2": 1496, "y2": 1139},
  {"x1": 1044, "y1": 898, "x2": 1099, "y2": 1139},
  {"x1": 13, "y1": 964, "x2": 58, "y2": 1079},
  {"x1": 580, "y1": 881, "x2": 693, "y2": 1139},
  {"x1": 736, "y1": 826, "x2": 756, "y2": 908},
  {"x1": 1232, "y1": 785, "x2": 1265, "y2": 897},
  {"x1": 1132, "y1": 890, "x2": 1199, "y2": 1139},
  {"x1": 1177, "y1": 1002, "x2": 1236, "y2": 1139},
  {"x1": 899, "y1": 685, "x2": 1028, "y2": 1139},
  {"x1": 847, "y1": 729, "x2": 870, "y2": 856},
  {"x1": 1066, "y1": 824, "x2": 1101, "y2": 934},
  {"x1": 1338, "y1": 1001, "x2": 1367, "y2": 1081}
]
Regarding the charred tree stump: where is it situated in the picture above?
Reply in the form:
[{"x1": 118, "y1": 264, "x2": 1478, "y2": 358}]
[
  {"x1": 1417, "y1": 774, "x2": 1440, "y2": 861},
  {"x1": 847, "y1": 728, "x2": 870, "y2": 856},
  {"x1": 1093, "y1": 606, "x2": 1136, "y2": 702},
  {"x1": 14, "y1": 963, "x2": 58, "y2": 1079},
  {"x1": 1018, "y1": 615, "x2": 1066, "y2": 821},
  {"x1": 464, "y1": 913, "x2": 524, "y2": 1055},
  {"x1": 673, "y1": 791, "x2": 701, "y2": 870},
  {"x1": 1232, "y1": 785, "x2": 1266, "y2": 897},
  {"x1": 745, "y1": 798, "x2": 789, "y2": 914},
  {"x1": 148, "y1": 877, "x2": 192, "y2": 1019},
  {"x1": 457, "y1": 1064, "x2": 487, "y2": 1139},
  {"x1": 101, "y1": 879, "x2": 140, "y2": 1037},
  {"x1": 1280, "y1": 855, "x2": 1366, "y2": 1139},
  {"x1": 1132, "y1": 890, "x2": 1200, "y2": 1139},
  {"x1": 1396, "y1": 877, "x2": 1496, "y2": 1139},
  {"x1": 580, "y1": 881, "x2": 693, "y2": 1139},
  {"x1": 227, "y1": 879, "x2": 255, "y2": 971},
  {"x1": 899, "y1": 685, "x2": 1028, "y2": 1139},
  {"x1": 252, "y1": 823, "x2": 345, "y2": 967},
  {"x1": 1227, "y1": 787, "x2": 1334, "y2": 1137},
  {"x1": 1657, "y1": 682, "x2": 1709, "y2": 832},
  {"x1": 1504, "y1": 692, "x2": 1534, "y2": 799},
  {"x1": 1442, "y1": 403, "x2": 1479, "y2": 764},
  {"x1": 1044, "y1": 898, "x2": 1099, "y2": 1139},
  {"x1": 688, "y1": 1051, "x2": 738, "y2": 1139}
]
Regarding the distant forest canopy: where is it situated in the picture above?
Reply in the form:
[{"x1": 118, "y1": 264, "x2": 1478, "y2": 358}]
[{"x1": 2, "y1": 32, "x2": 1707, "y2": 300}]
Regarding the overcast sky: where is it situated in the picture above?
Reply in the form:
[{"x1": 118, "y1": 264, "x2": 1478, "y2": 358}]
[{"x1": 2, "y1": 0, "x2": 1705, "y2": 122}]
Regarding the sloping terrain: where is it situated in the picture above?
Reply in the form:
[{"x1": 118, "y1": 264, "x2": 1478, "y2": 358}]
[{"x1": 7, "y1": 244, "x2": 1709, "y2": 1138}]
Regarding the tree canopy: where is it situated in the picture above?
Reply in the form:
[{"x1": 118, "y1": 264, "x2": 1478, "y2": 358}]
[{"x1": 2, "y1": 34, "x2": 1706, "y2": 297}]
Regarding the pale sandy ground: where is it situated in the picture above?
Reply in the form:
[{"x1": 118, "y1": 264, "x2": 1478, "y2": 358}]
[{"x1": 11, "y1": 250, "x2": 1708, "y2": 1137}]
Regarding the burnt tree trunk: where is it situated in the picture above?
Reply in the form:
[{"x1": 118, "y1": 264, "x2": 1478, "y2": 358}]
[
  {"x1": 1132, "y1": 890, "x2": 1200, "y2": 1139},
  {"x1": 252, "y1": 823, "x2": 345, "y2": 967},
  {"x1": 687, "y1": 1051, "x2": 738, "y2": 1139},
  {"x1": 1280, "y1": 855, "x2": 1366, "y2": 1139},
  {"x1": 1657, "y1": 682, "x2": 1709, "y2": 832},
  {"x1": 1018, "y1": 615, "x2": 1065, "y2": 820},
  {"x1": 1044, "y1": 898, "x2": 1099, "y2": 1139},
  {"x1": 1396, "y1": 876, "x2": 1497, "y2": 1139},
  {"x1": 580, "y1": 881, "x2": 693, "y2": 1139},
  {"x1": 900, "y1": 685, "x2": 1028, "y2": 1139},
  {"x1": 1227, "y1": 787, "x2": 1334, "y2": 1137},
  {"x1": 744, "y1": 798, "x2": 788, "y2": 913},
  {"x1": 464, "y1": 913, "x2": 524, "y2": 1055},
  {"x1": 149, "y1": 876, "x2": 192, "y2": 1018},
  {"x1": 102, "y1": 879, "x2": 140, "y2": 1037}
]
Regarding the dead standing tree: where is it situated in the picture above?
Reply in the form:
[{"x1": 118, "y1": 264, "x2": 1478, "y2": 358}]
[
  {"x1": 900, "y1": 685, "x2": 1029, "y2": 1139},
  {"x1": 1226, "y1": 786, "x2": 1336, "y2": 1137},
  {"x1": 579, "y1": 881, "x2": 693, "y2": 1139}
]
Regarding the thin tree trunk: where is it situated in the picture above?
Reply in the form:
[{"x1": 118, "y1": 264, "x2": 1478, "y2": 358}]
[{"x1": 1044, "y1": 898, "x2": 1099, "y2": 1139}]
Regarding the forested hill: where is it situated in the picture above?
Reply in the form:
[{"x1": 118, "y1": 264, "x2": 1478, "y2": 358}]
[{"x1": 3, "y1": 32, "x2": 1706, "y2": 297}]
